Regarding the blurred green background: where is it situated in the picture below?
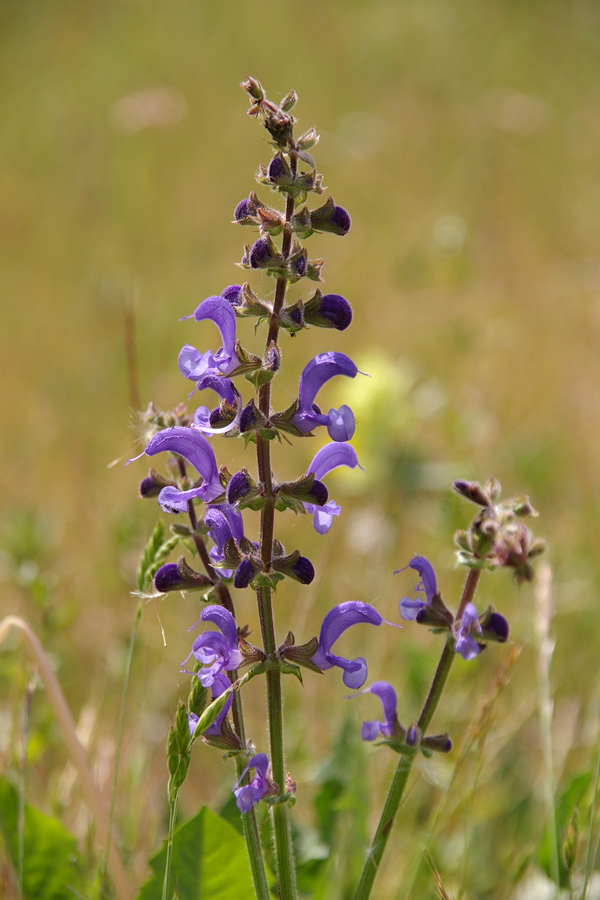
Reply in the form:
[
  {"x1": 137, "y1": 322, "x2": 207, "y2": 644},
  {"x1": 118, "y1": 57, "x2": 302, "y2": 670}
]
[{"x1": 2, "y1": 0, "x2": 600, "y2": 897}]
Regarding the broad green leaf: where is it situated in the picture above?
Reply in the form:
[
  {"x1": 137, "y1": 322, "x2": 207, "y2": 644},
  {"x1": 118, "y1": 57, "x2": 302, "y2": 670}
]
[
  {"x1": 0, "y1": 776, "x2": 85, "y2": 900},
  {"x1": 137, "y1": 806, "x2": 254, "y2": 900}
]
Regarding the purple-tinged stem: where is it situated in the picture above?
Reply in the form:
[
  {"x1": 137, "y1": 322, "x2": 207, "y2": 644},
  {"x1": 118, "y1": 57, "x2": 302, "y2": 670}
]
[{"x1": 254, "y1": 154, "x2": 298, "y2": 900}]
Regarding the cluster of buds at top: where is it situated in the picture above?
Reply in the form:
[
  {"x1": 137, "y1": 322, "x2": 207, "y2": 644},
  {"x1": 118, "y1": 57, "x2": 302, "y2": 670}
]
[{"x1": 453, "y1": 477, "x2": 546, "y2": 582}]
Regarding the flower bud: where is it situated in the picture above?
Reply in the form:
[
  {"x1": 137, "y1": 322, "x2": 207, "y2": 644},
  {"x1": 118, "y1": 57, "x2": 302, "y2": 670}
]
[
  {"x1": 276, "y1": 474, "x2": 329, "y2": 511},
  {"x1": 263, "y1": 341, "x2": 281, "y2": 373},
  {"x1": 154, "y1": 557, "x2": 212, "y2": 593},
  {"x1": 234, "y1": 195, "x2": 260, "y2": 223},
  {"x1": 139, "y1": 468, "x2": 176, "y2": 498},
  {"x1": 271, "y1": 550, "x2": 315, "y2": 585},
  {"x1": 279, "y1": 89, "x2": 298, "y2": 112},
  {"x1": 249, "y1": 235, "x2": 284, "y2": 270},
  {"x1": 234, "y1": 557, "x2": 262, "y2": 589},
  {"x1": 226, "y1": 468, "x2": 263, "y2": 510},
  {"x1": 268, "y1": 152, "x2": 292, "y2": 186},
  {"x1": 421, "y1": 732, "x2": 453, "y2": 753},
  {"x1": 309, "y1": 197, "x2": 351, "y2": 236},
  {"x1": 241, "y1": 76, "x2": 264, "y2": 102},
  {"x1": 481, "y1": 610, "x2": 509, "y2": 643},
  {"x1": 453, "y1": 479, "x2": 492, "y2": 507},
  {"x1": 303, "y1": 290, "x2": 353, "y2": 331},
  {"x1": 222, "y1": 284, "x2": 243, "y2": 306},
  {"x1": 239, "y1": 400, "x2": 269, "y2": 433}
]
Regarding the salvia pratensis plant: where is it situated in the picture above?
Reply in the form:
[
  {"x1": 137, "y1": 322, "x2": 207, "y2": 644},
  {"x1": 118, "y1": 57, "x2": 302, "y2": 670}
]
[{"x1": 130, "y1": 78, "x2": 546, "y2": 900}]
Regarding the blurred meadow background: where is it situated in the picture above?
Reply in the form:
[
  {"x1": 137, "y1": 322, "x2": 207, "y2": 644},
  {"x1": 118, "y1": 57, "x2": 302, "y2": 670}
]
[{"x1": 2, "y1": 0, "x2": 600, "y2": 897}]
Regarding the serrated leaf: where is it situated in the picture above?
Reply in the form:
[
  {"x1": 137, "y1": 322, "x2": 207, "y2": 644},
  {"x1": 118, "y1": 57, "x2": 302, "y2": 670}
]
[
  {"x1": 137, "y1": 806, "x2": 254, "y2": 900},
  {"x1": 0, "y1": 776, "x2": 86, "y2": 900}
]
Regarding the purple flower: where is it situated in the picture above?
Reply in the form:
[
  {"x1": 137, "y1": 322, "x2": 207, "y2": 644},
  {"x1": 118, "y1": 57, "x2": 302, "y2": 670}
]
[
  {"x1": 233, "y1": 753, "x2": 271, "y2": 814},
  {"x1": 178, "y1": 295, "x2": 238, "y2": 387},
  {"x1": 204, "y1": 504, "x2": 245, "y2": 565},
  {"x1": 312, "y1": 601, "x2": 383, "y2": 689},
  {"x1": 304, "y1": 442, "x2": 362, "y2": 534},
  {"x1": 360, "y1": 681, "x2": 398, "y2": 741},
  {"x1": 189, "y1": 672, "x2": 232, "y2": 739},
  {"x1": 309, "y1": 199, "x2": 352, "y2": 236},
  {"x1": 454, "y1": 602, "x2": 484, "y2": 661},
  {"x1": 188, "y1": 606, "x2": 243, "y2": 686},
  {"x1": 135, "y1": 427, "x2": 223, "y2": 512},
  {"x1": 397, "y1": 556, "x2": 438, "y2": 621},
  {"x1": 293, "y1": 352, "x2": 358, "y2": 442}
]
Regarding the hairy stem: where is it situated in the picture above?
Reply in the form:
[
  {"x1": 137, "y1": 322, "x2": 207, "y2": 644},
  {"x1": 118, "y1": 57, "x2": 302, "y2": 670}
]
[
  {"x1": 353, "y1": 568, "x2": 481, "y2": 900},
  {"x1": 253, "y1": 163, "x2": 298, "y2": 900}
]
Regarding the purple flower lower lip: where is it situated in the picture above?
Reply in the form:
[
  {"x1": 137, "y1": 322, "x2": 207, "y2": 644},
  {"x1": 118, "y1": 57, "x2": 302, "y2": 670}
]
[
  {"x1": 311, "y1": 601, "x2": 383, "y2": 689},
  {"x1": 360, "y1": 681, "x2": 398, "y2": 741},
  {"x1": 293, "y1": 352, "x2": 358, "y2": 442}
]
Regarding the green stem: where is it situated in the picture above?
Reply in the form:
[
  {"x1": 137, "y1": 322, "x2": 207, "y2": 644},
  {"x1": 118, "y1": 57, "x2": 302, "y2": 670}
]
[
  {"x1": 352, "y1": 568, "x2": 481, "y2": 900},
  {"x1": 162, "y1": 792, "x2": 179, "y2": 900}
]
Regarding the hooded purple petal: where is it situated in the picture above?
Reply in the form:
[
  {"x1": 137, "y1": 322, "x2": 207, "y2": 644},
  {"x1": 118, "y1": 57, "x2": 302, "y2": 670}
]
[
  {"x1": 200, "y1": 604, "x2": 239, "y2": 648},
  {"x1": 307, "y1": 443, "x2": 361, "y2": 481},
  {"x1": 143, "y1": 427, "x2": 223, "y2": 508},
  {"x1": 297, "y1": 352, "x2": 358, "y2": 412},
  {"x1": 233, "y1": 753, "x2": 270, "y2": 813},
  {"x1": 396, "y1": 555, "x2": 438, "y2": 620},
  {"x1": 304, "y1": 443, "x2": 361, "y2": 534},
  {"x1": 312, "y1": 601, "x2": 383, "y2": 689},
  {"x1": 360, "y1": 681, "x2": 398, "y2": 741},
  {"x1": 192, "y1": 296, "x2": 237, "y2": 360},
  {"x1": 454, "y1": 602, "x2": 484, "y2": 661}
]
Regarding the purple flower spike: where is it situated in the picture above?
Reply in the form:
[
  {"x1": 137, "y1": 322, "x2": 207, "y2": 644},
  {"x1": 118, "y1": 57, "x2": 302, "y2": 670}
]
[
  {"x1": 454, "y1": 602, "x2": 484, "y2": 661},
  {"x1": 304, "y1": 442, "x2": 362, "y2": 534},
  {"x1": 293, "y1": 352, "x2": 358, "y2": 442},
  {"x1": 312, "y1": 601, "x2": 383, "y2": 689},
  {"x1": 397, "y1": 555, "x2": 438, "y2": 621},
  {"x1": 233, "y1": 753, "x2": 271, "y2": 814},
  {"x1": 141, "y1": 427, "x2": 223, "y2": 512},
  {"x1": 189, "y1": 672, "x2": 232, "y2": 739},
  {"x1": 189, "y1": 605, "x2": 243, "y2": 686},
  {"x1": 360, "y1": 681, "x2": 398, "y2": 741}
]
